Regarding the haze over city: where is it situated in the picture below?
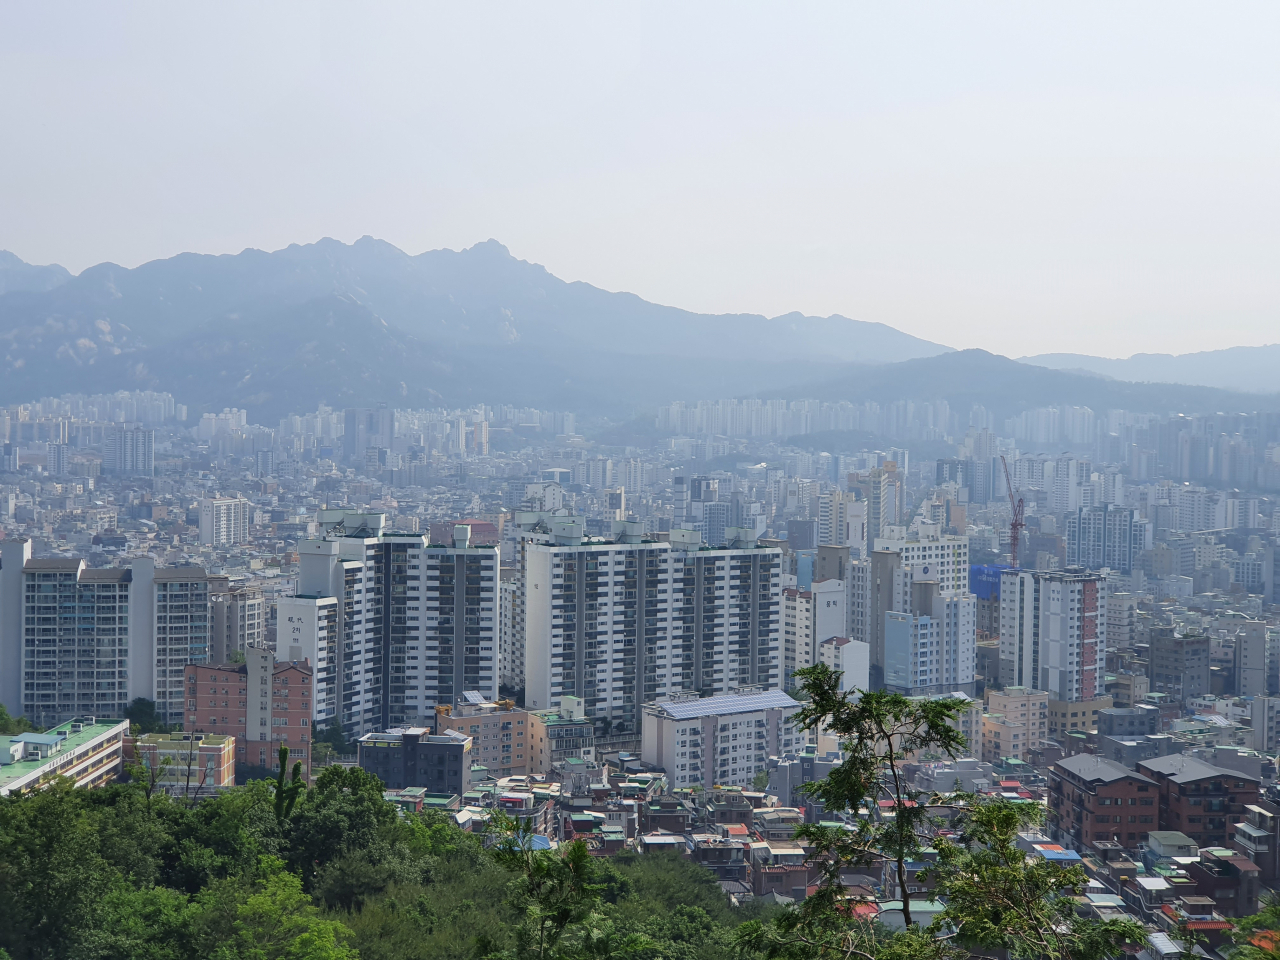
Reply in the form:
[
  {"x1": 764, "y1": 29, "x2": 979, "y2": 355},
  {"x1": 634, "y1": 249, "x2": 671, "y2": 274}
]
[{"x1": 5, "y1": 7, "x2": 1280, "y2": 960}]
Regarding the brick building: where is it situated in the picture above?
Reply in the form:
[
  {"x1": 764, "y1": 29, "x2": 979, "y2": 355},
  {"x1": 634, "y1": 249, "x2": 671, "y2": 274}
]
[
  {"x1": 186, "y1": 647, "x2": 314, "y2": 779},
  {"x1": 1048, "y1": 754, "x2": 1158, "y2": 853},
  {"x1": 434, "y1": 693, "x2": 531, "y2": 777},
  {"x1": 1136, "y1": 754, "x2": 1261, "y2": 849}
]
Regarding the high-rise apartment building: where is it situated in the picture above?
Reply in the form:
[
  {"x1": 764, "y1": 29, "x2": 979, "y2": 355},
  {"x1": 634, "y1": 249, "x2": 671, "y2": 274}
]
[
  {"x1": 8, "y1": 555, "x2": 135, "y2": 727},
  {"x1": 46, "y1": 443, "x2": 70, "y2": 476},
  {"x1": 104, "y1": 427, "x2": 154, "y2": 476},
  {"x1": 518, "y1": 519, "x2": 781, "y2": 736},
  {"x1": 816, "y1": 490, "x2": 867, "y2": 552},
  {"x1": 781, "y1": 588, "x2": 813, "y2": 689},
  {"x1": 999, "y1": 568, "x2": 1106, "y2": 702},
  {"x1": 853, "y1": 524, "x2": 975, "y2": 694},
  {"x1": 209, "y1": 577, "x2": 265, "y2": 664},
  {"x1": 149, "y1": 567, "x2": 211, "y2": 725},
  {"x1": 1065, "y1": 505, "x2": 1151, "y2": 574},
  {"x1": 498, "y1": 569, "x2": 522, "y2": 693},
  {"x1": 296, "y1": 514, "x2": 499, "y2": 737},
  {"x1": 199, "y1": 497, "x2": 251, "y2": 546}
]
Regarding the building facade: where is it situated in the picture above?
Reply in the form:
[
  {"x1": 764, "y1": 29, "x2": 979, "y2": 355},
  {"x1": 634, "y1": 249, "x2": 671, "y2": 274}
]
[
  {"x1": 641, "y1": 689, "x2": 802, "y2": 791},
  {"x1": 186, "y1": 649, "x2": 315, "y2": 778},
  {"x1": 1048, "y1": 754, "x2": 1158, "y2": 853},
  {"x1": 357, "y1": 727, "x2": 472, "y2": 795},
  {"x1": 999, "y1": 567, "x2": 1107, "y2": 703},
  {"x1": 199, "y1": 497, "x2": 251, "y2": 546},
  {"x1": 519, "y1": 518, "x2": 782, "y2": 735}
]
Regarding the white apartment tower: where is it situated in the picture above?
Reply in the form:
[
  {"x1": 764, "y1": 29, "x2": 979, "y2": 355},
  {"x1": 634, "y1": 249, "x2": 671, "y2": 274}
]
[
  {"x1": 852, "y1": 523, "x2": 976, "y2": 695},
  {"x1": 999, "y1": 567, "x2": 1106, "y2": 703},
  {"x1": 199, "y1": 497, "x2": 251, "y2": 546},
  {"x1": 518, "y1": 518, "x2": 781, "y2": 736},
  {"x1": 781, "y1": 588, "x2": 814, "y2": 689}
]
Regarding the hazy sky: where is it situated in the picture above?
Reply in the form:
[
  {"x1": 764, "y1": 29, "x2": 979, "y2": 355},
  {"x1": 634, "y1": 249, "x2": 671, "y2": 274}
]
[{"x1": 3, "y1": 3, "x2": 1280, "y2": 358}]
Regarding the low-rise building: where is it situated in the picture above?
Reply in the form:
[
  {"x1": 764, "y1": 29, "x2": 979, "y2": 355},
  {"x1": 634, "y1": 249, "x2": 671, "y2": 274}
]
[
  {"x1": 529, "y1": 696, "x2": 595, "y2": 775},
  {"x1": 642, "y1": 688, "x2": 803, "y2": 791},
  {"x1": 0, "y1": 717, "x2": 129, "y2": 796},
  {"x1": 1047, "y1": 754, "x2": 1158, "y2": 853},
  {"x1": 134, "y1": 732, "x2": 236, "y2": 798},
  {"x1": 1232, "y1": 799, "x2": 1280, "y2": 881},
  {"x1": 435, "y1": 693, "x2": 532, "y2": 777},
  {"x1": 1047, "y1": 695, "x2": 1113, "y2": 742},
  {"x1": 357, "y1": 727, "x2": 473, "y2": 795}
]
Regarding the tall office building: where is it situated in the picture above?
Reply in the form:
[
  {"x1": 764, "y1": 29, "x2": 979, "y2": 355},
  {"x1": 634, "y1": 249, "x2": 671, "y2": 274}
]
[
  {"x1": 199, "y1": 497, "x2": 251, "y2": 546},
  {"x1": 104, "y1": 427, "x2": 154, "y2": 476},
  {"x1": 518, "y1": 518, "x2": 781, "y2": 735},
  {"x1": 999, "y1": 568, "x2": 1107, "y2": 702}
]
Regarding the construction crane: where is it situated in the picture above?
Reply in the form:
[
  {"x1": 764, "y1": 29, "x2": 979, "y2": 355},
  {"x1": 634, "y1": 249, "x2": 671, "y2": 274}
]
[{"x1": 1000, "y1": 455, "x2": 1025, "y2": 569}]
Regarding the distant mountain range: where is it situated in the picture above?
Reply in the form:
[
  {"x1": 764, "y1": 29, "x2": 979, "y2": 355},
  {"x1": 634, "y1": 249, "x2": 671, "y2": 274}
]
[
  {"x1": 0, "y1": 238, "x2": 950, "y2": 419},
  {"x1": 1022, "y1": 346, "x2": 1280, "y2": 395},
  {"x1": 0, "y1": 238, "x2": 1276, "y2": 423}
]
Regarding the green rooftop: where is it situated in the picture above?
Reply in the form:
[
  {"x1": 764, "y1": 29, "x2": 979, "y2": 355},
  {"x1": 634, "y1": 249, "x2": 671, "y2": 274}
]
[{"x1": 0, "y1": 718, "x2": 128, "y2": 796}]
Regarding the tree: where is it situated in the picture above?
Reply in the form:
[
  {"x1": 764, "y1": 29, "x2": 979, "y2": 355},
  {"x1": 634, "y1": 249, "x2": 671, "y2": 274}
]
[
  {"x1": 489, "y1": 815, "x2": 606, "y2": 960},
  {"x1": 271, "y1": 743, "x2": 307, "y2": 828},
  {"x1": 740, "y1": 663, "x2": 1150, "y2": 960},
  {"x1": 126, "y1": 746, "x2": 175, "y2": 817},
  {"x1": 125, "y1": 698, "x2": 171, "y2": 735},
  {"x1": 752, "y1": 770, "x2": 771, "y2": 792},
  {"x1": 788, "y1": 664, "x2": 966, "y2": 928},
  {"x1": 1231, "y1": 891, "x2": 1280, "y2": 959},
  {"x1": 926, "y1": 798, "x2": 1147, "y2": 960},
  {"x1": 0, "y1": 705, "x2": 35, "y2": 736},
  {"x1": 194, "y1": 857, "x2": 357, "y2": 960}
]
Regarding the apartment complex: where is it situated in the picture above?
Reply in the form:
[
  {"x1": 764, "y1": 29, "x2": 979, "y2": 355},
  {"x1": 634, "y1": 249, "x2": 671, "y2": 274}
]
[
  {"x1": 519, "y1": 517, "x2": 782, "y2": 736},
  {"x1": 295, "y1": 513, "x2": 501, "y2": 737}
]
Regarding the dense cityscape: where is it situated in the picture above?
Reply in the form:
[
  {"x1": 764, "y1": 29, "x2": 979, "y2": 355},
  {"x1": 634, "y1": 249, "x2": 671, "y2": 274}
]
[
  {"x1": 2, "y1": 380, "x2": 1280, "y2": 958},
  {"x1": 8, "y1": 5, "x2": 1280, "y2": 958}
]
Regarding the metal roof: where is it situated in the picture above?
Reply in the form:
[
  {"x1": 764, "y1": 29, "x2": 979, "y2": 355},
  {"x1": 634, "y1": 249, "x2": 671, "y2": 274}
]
[
  {"x1": 1139, "y1": 754, "x2": 1261, "y2": 783},
  {"x1": 653, "y1": 690, "x2": 800, "y2": 719}
]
